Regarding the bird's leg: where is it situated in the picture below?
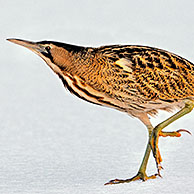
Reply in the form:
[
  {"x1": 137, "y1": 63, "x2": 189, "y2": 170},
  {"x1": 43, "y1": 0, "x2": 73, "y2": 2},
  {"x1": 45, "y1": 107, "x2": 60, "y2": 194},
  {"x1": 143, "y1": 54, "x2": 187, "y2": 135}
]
[
  {"x1": 105, "y1": 123, "x2": 158, "y2": 185},
  {"x1": 150, "y1": 99, "x2": 194, "y2": 175}
]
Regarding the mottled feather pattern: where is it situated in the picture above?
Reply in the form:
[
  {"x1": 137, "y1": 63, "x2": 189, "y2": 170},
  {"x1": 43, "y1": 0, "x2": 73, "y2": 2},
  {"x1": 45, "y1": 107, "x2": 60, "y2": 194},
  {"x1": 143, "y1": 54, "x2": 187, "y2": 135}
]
[
  {"x1": 97, "y1": 45, "x2": 194, "y2": 99},
  {"x1": 50, "y1": 44, "x2": 194, "y2": 116}
]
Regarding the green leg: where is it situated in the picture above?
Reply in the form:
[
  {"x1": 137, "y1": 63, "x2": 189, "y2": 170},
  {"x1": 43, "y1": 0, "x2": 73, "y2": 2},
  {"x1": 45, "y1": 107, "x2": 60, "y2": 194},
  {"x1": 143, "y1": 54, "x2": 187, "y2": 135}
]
[
  {"x1": 136, "y1": 125, "x2": 157, "y2": 179},
  {"x1": 105, "y1": 125, "x2": 157, "y2": 185},
  {"x1": 150, "y1": 99, "x2": 194, "y2": 174}
]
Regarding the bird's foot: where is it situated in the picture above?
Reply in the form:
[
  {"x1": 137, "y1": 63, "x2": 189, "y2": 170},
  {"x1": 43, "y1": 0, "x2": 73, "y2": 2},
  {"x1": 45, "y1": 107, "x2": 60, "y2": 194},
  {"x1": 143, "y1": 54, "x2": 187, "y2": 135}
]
[
  {"x1": 104, "y1": 172, "x2": 159, "y2": 185},
  {"x1": 150, "y1": 129, "x2": 191, "y2": 175},
  {"x1": 159, "y1": 129, "x2": 191, "y2": 137}
]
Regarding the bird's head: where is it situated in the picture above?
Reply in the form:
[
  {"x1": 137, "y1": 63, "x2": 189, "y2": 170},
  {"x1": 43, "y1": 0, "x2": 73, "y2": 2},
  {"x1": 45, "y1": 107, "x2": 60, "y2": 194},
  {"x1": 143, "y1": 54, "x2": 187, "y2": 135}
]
[{"x1": 7, "y1": 38, "x2": 85, "y2": 73}]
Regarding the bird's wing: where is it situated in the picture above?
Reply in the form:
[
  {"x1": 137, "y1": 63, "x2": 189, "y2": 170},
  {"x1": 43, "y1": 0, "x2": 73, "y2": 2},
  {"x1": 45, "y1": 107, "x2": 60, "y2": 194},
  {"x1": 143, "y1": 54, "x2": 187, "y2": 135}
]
[{"x1": 97, "y1": 45, "x2": 194, "y2": 101}]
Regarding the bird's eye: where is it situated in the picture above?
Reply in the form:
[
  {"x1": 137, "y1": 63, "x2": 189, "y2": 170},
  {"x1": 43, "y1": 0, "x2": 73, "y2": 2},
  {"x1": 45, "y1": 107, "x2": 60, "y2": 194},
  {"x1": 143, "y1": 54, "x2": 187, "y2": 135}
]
[{"x1": 45, "y1": 46, "x2": 51, "y2": 52}]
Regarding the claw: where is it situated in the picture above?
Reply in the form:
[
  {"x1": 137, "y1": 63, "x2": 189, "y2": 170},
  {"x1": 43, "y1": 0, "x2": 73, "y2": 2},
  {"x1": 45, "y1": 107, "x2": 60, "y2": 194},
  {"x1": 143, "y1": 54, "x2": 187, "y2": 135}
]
[
  {"x1": 157, "y1": 171, "x2": 163, "y2": 178},
  {"x1": 157, "y1": 164, "x2": 163, "y2": 177},
  {"x1": 156, "y1": 161, "x2": 164, "y2": 177},
  {"x1": 104, "y1": 179, "x2": 121, "y2": 185},
  {"x1": 177, "y1": 129, "x2": 192, "y2": 135}
]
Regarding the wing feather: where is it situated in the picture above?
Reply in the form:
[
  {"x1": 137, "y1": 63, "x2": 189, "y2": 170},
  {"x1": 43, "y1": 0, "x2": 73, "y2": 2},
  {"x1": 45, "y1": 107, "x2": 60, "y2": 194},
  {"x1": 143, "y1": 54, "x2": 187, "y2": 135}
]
[{"x1": 96, "y1": 45, "x2": 194, "y2": 101}]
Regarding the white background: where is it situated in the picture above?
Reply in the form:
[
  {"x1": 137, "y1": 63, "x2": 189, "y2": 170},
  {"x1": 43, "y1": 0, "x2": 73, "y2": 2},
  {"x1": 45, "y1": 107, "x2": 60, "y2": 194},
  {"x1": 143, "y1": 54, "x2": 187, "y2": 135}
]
[{"x1": 1, "y1": 0, "x2": 194, "y2": 193}]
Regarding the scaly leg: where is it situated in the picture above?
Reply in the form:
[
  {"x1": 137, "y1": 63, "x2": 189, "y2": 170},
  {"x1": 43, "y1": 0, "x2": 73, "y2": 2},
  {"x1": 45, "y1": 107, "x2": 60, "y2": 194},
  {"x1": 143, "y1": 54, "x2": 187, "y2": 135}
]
[
  {"x1": 105, "y1": 124, "x2": 158, "y2": 185},
  {"x1": 150, "y1": 99, "x2": 194, "y2": 175}
]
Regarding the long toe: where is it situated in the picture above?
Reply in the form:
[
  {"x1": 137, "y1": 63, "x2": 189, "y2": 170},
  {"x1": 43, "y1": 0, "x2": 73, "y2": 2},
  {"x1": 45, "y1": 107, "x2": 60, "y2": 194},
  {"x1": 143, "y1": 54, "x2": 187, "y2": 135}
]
[
  {"x1": 104, "y1": 172, "x2": 158, "y2": 185},
  {"x1": 159, "y1": 129, "x2": 192, "y2": 137}
]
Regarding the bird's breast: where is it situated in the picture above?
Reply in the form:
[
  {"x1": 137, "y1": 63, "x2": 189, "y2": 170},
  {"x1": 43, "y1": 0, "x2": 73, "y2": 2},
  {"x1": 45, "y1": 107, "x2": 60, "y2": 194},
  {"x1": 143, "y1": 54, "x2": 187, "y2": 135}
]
[{"x1": 60, "y1": 72, "x2": 128, "y2": 112}]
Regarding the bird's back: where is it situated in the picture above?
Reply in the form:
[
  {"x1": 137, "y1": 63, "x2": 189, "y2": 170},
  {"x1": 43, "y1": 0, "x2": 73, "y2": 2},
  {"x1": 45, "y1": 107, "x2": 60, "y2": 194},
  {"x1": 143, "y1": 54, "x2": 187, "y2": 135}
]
[{"x1": 98, "y1": 45, "x2": 194, "y2": 99}]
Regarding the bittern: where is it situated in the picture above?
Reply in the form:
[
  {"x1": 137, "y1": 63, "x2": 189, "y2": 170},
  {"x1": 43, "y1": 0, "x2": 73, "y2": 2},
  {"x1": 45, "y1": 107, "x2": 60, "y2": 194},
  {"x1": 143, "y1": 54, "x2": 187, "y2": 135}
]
[{"x1": 7, "y1": 38, "x2": 193, "y2": 185}]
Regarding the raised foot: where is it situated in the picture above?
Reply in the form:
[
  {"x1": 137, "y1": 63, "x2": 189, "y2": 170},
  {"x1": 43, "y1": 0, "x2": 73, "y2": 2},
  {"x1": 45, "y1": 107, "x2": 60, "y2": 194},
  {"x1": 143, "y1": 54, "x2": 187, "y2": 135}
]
[
  {"x1": 159, "y1": 129, "x2": 192, "y2": 137},
  {"x1": 104, "y1": 172, "x2": 158, "y2": 185},
  {"x1": 150, "y1": 129, "x2": 192, "y2": 175}
]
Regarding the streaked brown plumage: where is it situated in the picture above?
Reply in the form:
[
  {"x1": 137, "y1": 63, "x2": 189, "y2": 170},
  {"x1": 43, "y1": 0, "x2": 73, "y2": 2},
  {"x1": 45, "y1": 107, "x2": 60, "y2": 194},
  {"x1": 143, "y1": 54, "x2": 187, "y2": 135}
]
[{"x1": 7, "y1": 39, "x2": 194, "y2": 184}]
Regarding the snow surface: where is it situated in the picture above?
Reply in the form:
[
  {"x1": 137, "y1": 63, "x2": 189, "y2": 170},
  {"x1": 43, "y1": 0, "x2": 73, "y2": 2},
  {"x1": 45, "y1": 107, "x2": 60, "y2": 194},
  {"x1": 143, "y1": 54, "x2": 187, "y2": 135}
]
[{"x1": 1, "y1": 0, "x2": 194, "y2": 193}]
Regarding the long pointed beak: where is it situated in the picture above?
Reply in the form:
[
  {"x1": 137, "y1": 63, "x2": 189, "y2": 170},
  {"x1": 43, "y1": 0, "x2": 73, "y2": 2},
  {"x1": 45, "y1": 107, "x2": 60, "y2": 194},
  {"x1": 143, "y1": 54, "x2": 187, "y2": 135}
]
[{"x1": 7, "y1": 38, "x2": 46, "y2": 54}]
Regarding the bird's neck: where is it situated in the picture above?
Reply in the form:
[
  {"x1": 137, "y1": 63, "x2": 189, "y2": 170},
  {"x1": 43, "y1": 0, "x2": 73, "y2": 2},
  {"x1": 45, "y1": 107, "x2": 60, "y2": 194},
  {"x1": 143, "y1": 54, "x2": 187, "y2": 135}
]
[
  {"x1": 42, "y1": 46, "x2": 95, "y2": 82},
  {"x1": 54, "y1": 49, "x2": 95, "y2": 76}
]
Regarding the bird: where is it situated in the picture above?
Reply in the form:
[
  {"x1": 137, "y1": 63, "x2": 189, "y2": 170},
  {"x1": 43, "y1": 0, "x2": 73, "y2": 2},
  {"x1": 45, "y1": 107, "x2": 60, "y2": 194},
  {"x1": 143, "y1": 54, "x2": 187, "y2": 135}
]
[{"x1": 7, "y1": 38, "x2": 193, "y2": 185}]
